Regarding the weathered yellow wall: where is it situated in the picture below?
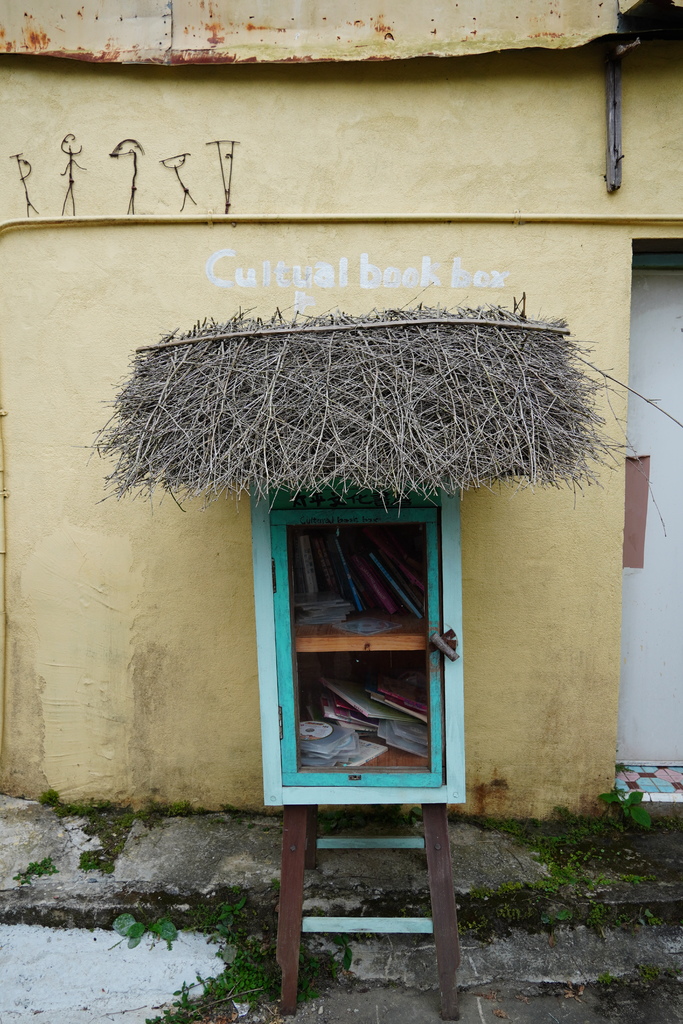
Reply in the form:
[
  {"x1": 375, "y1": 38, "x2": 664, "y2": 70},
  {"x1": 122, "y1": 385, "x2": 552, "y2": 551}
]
[{"x1": 0, "y1": 43, "x2": 681, "y2": 814}]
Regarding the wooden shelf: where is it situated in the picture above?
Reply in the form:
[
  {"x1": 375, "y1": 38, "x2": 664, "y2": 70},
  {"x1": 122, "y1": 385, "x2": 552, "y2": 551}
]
[
  {"x1": 300, "y1": 748, "x2": 429, "y2": 771},
  {"x1": 295, "y1": 614, "x2": 426, "y2": 653}
]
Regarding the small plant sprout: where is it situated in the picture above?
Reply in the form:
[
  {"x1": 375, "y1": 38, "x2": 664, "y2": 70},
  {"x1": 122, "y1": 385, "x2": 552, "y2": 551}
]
[
  {"x1": 333, "y1": 934, "x2": 353, "y2": 971},
  {"x1": 112, "y1": 913, "x2": 146, "y2": 949},
  {"x1": 111, "y1": 913, "x2": 178, "y2": 950},
  {"x1": 599, "y1": 788, "x2": 652, "y2": 828},
  {"x1": 541, "y1": 907, "x2": 573, "y2": 947},
  {"x1": 13, "y1": 857, "x2": 59, "y2": 885},
  {"x1": 209, "y1": 897, "x2": 247, "y2": 942},
  {"x1": 148, "y1": 918, "x2": 179, "y2": 949}
]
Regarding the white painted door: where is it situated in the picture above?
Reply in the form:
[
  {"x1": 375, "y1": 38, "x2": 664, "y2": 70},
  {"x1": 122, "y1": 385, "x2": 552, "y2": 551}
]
[{"x1": 618, "y1": 270, "x2": 683, "y2": 764}]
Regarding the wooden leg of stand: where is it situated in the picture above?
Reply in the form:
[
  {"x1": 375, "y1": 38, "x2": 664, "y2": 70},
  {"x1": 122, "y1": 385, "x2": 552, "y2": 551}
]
[
  {"x1": 305, "y1": 805, "x2": 318, "y2": 869},
  {"x1": 277, "y1": 806, "x2": 308, "y2": 1015},
  {"x1": 423, "y1": 804, "x2": 460, "y2": 1021}
]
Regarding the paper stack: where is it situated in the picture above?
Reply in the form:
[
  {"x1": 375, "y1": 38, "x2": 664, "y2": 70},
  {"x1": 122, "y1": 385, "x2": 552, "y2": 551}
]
[{"x1": 294, "y1": 592, "x2": 354, "y2": 625}]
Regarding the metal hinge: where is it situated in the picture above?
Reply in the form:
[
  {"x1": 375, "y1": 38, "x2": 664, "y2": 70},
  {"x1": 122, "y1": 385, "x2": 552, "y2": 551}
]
[
  {"x1": 278, "y1": 706, "x2": 283, "y2": 740},
  {"x1": 272, "y1": 558, "x2": 277, "y2": 593}
]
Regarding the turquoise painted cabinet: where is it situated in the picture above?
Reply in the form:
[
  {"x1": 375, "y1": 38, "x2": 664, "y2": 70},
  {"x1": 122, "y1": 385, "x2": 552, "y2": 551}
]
[{"x1": 251, "y1": 491, "x2": 464, "y2": 806}]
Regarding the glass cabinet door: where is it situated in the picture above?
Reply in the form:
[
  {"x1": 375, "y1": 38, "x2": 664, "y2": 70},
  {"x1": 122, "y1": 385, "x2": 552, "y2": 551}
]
[{"x1": 271, "y1": 508, "x2": 445, "y2": 788}]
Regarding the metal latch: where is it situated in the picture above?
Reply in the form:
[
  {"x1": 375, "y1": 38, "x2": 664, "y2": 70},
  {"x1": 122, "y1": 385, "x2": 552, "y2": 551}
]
[
  {"x1": 272, "y1": 559, "x2": 277, "y2": 593},
  {"x1": 278, "y1": 706, "x2": 283, "y2": 740},
  {"x1": 429, "y1": 629, "x2": 459, "y2": 662}
]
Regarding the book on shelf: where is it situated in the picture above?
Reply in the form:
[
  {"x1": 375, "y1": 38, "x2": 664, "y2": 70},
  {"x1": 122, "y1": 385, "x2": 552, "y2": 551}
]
[
  {"x1": 324, "y1": 534, "x2": 353, "y2": 603},
  {"x1": 346, "y1": 562, "x2": 371, "y2": 612},
  {"x1": 295, "y1": 592, "x2": 351, "y2": 608},
  {"x1": 368, "y1": 551, "x2": 423, "y2": 618},
  {"x1": 365, "y1": 677, "x2": 428, "y2": 723},
  {"x1": 370, "y1": 552, "x2": 423, "y2": 614},
  {"x1": 371, "y1": 548, "x2": 424, "y2": 611},
  {"x1": 294, "y1": 523, "x2": 425, "y2": 618},
  {"x1": 362, "y1": 526, "x2": 425, "y2": 592},
  {"x1": 349, "y1": 554, "x2": 400, "y2": 615},
  {"x1": 320, "y1": 676, "x2": 415, "y2": 723},
  {"x1": 293, "y1": 549, "x2": 307, "y2": 595},
  {"x1": 377, "y1": 675, "x2": 427, "y2": 714},
  {"x1": 311, "y1": 535, "x2": 338, "y2": 593},
  {"x1": 294, "y1": 591, "x2": 354, "y2": 624},
  {"x1": 330, "y1": 535, "x2": 363, "y2": 612},
  {"x1": 320, "y1": 691, "x2": 379, "y2": 731},
  {"x1": 298, "y1": 534, "x2": 319, "y2": 593}
]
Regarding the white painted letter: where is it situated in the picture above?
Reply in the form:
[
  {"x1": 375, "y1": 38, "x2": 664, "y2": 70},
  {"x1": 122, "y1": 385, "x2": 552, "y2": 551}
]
[
  {"x1": 294, "y1": 291, "x2": 316, "y2": 315},
  {"x1": 314, "y1": 262, "x2": 335, "y2": 288},
  {"x1": 339, "y1": 258, "x2": 348, "y2": 287},
  {"x1": 262, "y1": 260, "x2": 271, "y2": 286},
  {"x1": 450, "y1": 258, "x2": 472, "y2": 288},
  {"x1": 383, "y1": 267, "x2": 401, "y2": 288},
  {"x1": 489, "y1": 271, "x2": 510, "y2": 288},
  {"x1": 275, "y1": 261, "x2": 292, "y2": 287},
  {"x1": 420, "y1": 256, "x2": 441, "y2": 287},
  {"x1": 402, "y1": 267, "x2": 419, "y2": 288},
  {"x1": 473, "y1": 270, "x2": 491, "y2": 288},
  {"x1": 235, "y1": 267, "x2": 257, "y2": 287},
  {"x1": 293, "y1": 265, "x2": 313, "y2": 288},
  {"x1": 360, "y1": 253, "x2": 382, "y2": 289},
  {"x1": 205, "y1": 248, "x2": 236, "y2": 288}
]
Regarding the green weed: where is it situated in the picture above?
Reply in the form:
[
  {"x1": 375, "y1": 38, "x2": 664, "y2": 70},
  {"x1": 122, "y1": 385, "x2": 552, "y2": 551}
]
[
  {"x1": 637, "y1": 964, "x2": 662, "y2": 982},
  {"x1": 112, "y1": 913, "x2": 178, "y2": 950},
  {"x1": 541, "y1": 907, "x2": 572, "y2": 945},
  {"x1": 469, "y1": 885, "x2": 495, "y2": 899},
  {"x1": 586, "y1": 901, "x2": 610, "y2": 936},
  {"x1": 332, "y1": 933, "x2": 353, "y2": 971},
  {"x1": 599, "y1": 789, "x2": 652, "y2": 829},
  {"x1": 496, "y1": 903, "x2": 522, "y2": 922},
  {"x1": 186, "y1": 895, "x2": 246, "y2": 934},
  {"x1": 38, "y1": 790, "x2": 213, "y2": 875},
  {"x1": 13, "y1": 856, "x2": 59, "y2": 885},
  {"x1": 78, "y1": 850, "x2": 114, "y2": 873}
]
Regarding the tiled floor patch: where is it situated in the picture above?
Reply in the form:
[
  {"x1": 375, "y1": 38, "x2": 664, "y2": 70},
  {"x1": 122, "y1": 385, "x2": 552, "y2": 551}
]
[{"x1": 616, "y1": 765, "x2": 683, "y2": 802}]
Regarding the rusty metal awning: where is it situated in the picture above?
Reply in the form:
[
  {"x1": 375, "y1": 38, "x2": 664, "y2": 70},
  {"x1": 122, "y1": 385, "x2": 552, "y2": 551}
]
[{"x1": 2, "y1": 1, "x2": 620, "y2": 65}]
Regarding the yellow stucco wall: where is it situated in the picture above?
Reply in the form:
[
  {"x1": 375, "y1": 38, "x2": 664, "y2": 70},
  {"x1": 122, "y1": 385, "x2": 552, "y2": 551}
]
[{"x1": 0, "y1": 43, "x2": 681, "y2": 814}]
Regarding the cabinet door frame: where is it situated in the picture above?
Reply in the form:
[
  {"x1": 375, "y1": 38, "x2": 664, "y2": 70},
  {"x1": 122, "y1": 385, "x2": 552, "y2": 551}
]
[
  {"x1": 272, "y1": 507, "x2": 442, "y2": 789},
  {"x1": 250, "y1": 493, "x2": 465, "y2": 806}
]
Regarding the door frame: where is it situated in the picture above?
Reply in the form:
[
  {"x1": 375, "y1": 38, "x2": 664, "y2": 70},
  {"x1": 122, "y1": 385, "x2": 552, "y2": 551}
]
[{"x1": 618, "y1": 250, "x2": 683, "y2": 765}]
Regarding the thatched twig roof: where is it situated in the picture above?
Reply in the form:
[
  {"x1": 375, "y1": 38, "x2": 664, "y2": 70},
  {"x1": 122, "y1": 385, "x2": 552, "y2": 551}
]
[{"x1": 95, "y1": 306, "x2": 614, "y2": 502}]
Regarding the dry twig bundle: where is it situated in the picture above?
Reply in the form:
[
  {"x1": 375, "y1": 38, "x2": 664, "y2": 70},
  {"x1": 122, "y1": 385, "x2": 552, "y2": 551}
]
[{"x1": 95, "y1": 307, "x2": 614, "y2": 502}]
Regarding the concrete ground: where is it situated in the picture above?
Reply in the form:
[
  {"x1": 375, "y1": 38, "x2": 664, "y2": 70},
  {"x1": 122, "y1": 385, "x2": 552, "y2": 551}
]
[
  {"x1": 291, "y1": 981, "x2": 683, "y2": 1024},
  {"x1": 1, "y1": 795, "x2": 682, "y2": 1022},
  {"x1": 0, "y1": 923, "x2": 222, "y2": 1023}
]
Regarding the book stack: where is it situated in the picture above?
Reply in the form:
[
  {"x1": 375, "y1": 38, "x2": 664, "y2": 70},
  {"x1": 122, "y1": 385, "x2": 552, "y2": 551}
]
[
  {"x1": 320, "y1": 691, "x2": 381, "y2": 734},
  {"x1": 294, "y1": 592, "x2": 354, "y2": 625},
  {"x1": 367, "y1": 674, "x2": 428, "y2": 722},
  {"x1": 319, "y1": 676, "x2": 429, "y2": 758},
  {"x1": 292, "y1": 525, "x2": 425, "y2": 621}
]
